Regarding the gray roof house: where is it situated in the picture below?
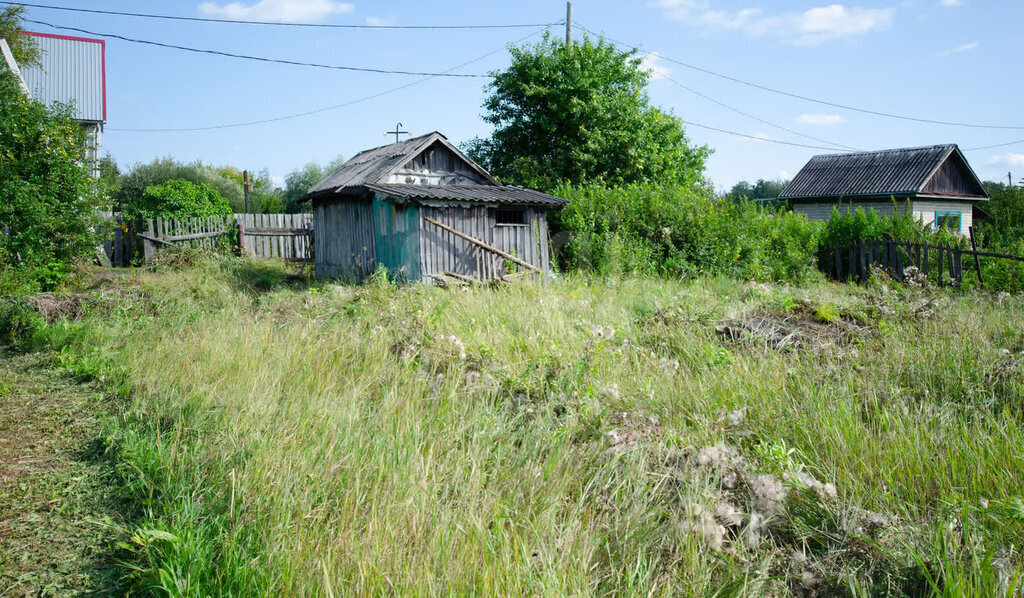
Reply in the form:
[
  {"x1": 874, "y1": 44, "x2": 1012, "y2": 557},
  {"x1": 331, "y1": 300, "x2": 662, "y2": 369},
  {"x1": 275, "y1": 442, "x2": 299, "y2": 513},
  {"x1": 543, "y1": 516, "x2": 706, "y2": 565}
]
[
  {"x1": 301, "y1": 131, "x2": 567, "y2": 283},
  {"x1": 20, "y1": 32, "x2": 106, "y2": 176},
  {"x1": 779, "y1": 144, "x2": 988, "y2": 234}
]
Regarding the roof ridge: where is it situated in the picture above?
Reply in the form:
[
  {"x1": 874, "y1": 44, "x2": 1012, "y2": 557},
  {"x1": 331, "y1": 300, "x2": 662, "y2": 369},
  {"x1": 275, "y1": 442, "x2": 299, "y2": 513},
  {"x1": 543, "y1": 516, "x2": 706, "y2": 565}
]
[{"x1": 811, "y1": 143, "x2": 957, "y2": 160}]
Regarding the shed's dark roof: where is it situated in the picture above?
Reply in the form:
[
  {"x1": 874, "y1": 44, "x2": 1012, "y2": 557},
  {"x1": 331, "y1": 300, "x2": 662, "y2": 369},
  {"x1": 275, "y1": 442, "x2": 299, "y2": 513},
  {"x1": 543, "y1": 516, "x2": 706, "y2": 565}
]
[
  {"x1": 779, "y1": 144, "x2": 987, "y2": 201},
  {"x1": 304, "y1": 131, "x2": 497, "y2": 198},
  {"x1": 366, "y1": 183, "x2": 568, "y2": 207}
]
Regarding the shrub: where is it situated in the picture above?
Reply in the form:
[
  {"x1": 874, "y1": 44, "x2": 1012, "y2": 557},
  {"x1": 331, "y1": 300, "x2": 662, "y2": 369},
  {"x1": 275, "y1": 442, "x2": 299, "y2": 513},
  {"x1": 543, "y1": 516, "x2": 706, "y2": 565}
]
[
  {"x1": 131, "y1": 179, "x2": 232, "y2": 220},
  {"x1": 0, "y1": 71, "x2": 99, "y2": 292},
  {"x1": 817, "y1": 201, "x2": 939, "y2": 249},
  {"x1": 117, "y1": 158, "x2": 244, "y2": 213},
  {"x1": 553, "y1": 183, "x2": 822, "y2": 281}
]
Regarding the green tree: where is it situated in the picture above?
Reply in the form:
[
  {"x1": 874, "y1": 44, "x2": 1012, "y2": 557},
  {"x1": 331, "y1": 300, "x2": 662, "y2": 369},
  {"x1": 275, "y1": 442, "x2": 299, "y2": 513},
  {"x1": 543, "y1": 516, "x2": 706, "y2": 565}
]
[
  {"x1": 0, "y1": 71, "x2": 98, "y2": 289},
  {"x1": 725, "y1": 179, "x2": 789, "y2": 202},
  {"x1": 116, "y1": 158, "x2": 244, "y2": 213},
  {"x1": 282, "y1": 156, "x2": 344, "y2": 213},
  {"x1": 0, "y1": 6, "x2": 41, "y2": 68},
  {"x1": 979, "y1": 181, "x2": 1024, "y2": 246},
  {"x1": 466, "y1": 33, "x2": 710, "y2": 192},
  {"x1": 130, "y1": 179, "x2": 231, "y2": 220}
]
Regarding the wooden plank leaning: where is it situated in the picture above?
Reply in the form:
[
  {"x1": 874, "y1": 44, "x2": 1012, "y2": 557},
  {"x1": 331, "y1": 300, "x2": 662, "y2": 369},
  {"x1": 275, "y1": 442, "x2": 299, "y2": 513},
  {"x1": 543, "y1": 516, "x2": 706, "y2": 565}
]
[{"x1": 423, "y1": 217, "x2": 541, "y2": 274}]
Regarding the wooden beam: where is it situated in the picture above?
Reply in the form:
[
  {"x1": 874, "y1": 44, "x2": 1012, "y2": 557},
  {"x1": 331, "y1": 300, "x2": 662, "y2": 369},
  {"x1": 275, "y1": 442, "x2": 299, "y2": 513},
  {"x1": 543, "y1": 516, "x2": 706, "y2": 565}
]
[{"x1": 423, "y1": 217, "x2": 541, "y2": 274}]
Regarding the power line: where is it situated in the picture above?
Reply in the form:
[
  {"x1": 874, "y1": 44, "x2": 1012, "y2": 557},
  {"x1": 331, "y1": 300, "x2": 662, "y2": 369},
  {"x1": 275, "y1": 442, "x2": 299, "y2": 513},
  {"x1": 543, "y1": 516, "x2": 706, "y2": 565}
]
[
  {"x1": 680, "y1": 120, "x2": 847, "y2": 152},
  {"x1": 23, "y1": 19, "x2": 489, "y2": 77},
  {"x1": 5, "y1": 1, "x2": 556, "y2": 30},
  {"x1": 107, "y1": 27, "x2": 552, "y2": 133},
  {"x1": 576, "y1": 23, "x2": 1024, "y2": 131},
  {"x1": 962, "y1": 139, "x2": 1024, "y2": 151},
  {"x1": 662, "y1": 75, "x2": 861, "y2": 151}
]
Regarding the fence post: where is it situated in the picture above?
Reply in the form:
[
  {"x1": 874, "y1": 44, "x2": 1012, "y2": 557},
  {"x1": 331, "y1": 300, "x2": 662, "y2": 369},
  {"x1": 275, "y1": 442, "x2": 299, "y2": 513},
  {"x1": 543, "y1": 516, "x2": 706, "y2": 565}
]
[
  {"x1": 237, "y1": 216, "x2": 246, "y2": 257},
  {"x1": 968, "y1": 226, "x2": 983, "y2": 288},
  {"x1": 922, "y1": 243, "x2": 929, "y2": 278},
  {"x1": 143, "y1": 219, "x2": 155, "y2": 262},
  {"x1": 953, "y1": 243, "x2": 962, "y2": 287}
]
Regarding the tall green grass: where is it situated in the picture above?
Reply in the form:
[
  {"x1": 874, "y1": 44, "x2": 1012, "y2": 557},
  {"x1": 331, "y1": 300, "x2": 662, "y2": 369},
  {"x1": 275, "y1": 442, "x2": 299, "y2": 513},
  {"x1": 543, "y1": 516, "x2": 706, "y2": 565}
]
[{"x1": 44, "y1": 257, "x2": 1024, "y2": 595}]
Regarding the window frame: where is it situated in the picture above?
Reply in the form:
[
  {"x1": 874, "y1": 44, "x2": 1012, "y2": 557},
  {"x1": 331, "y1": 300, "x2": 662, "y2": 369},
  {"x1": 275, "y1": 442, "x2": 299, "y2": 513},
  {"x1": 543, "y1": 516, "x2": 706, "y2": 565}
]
[
  {"x1": 494, "y1": 207, "x2": 528, "y2": 227},
  {"x1": 934, "y1": 211, "x2": 962, "y2": 233}
]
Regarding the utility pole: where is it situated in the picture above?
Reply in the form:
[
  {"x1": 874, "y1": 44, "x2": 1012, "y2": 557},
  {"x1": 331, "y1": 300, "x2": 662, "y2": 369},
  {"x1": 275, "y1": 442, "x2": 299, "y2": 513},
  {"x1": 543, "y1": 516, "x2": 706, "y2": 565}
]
[
  {"x1": 1010, "y1": 172, "x2": 1013, "y2": 187},
  {"x1": 243, "y1": 170, "x2": 251, "y2": 213},
  {"x1": 565, "y1": 2, "x2": 573, "y2": 45}
]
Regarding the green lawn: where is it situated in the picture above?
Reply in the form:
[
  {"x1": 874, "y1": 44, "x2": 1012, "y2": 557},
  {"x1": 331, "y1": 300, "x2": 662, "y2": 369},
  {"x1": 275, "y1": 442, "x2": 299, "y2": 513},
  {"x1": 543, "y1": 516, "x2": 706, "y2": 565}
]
[{"x1": 8, "y1": 255, "x2": 1024, "y2": 596}]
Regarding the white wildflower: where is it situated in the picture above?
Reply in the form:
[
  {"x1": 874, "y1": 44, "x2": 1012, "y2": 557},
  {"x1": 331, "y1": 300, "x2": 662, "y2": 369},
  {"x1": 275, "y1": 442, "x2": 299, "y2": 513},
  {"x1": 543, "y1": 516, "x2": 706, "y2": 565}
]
[
  {"x1": 742, "y1": 511, "x2": 766, "y2": 549},
  {"x1": 715, "y1": 501, "x2": 744, "y2": 527},
  {"x1": 679, "y1": 506, "x2": 726, "y2": 551},
  {"x1": 750, "y1": 474, "x2": 788, "y2": 516}
]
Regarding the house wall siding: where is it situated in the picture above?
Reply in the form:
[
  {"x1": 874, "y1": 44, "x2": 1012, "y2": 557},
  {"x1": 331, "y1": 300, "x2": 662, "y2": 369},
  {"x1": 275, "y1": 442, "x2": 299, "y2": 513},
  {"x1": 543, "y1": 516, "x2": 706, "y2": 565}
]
[{"x1": 792, "y1": 199, "x2": 977, "y2": 234}]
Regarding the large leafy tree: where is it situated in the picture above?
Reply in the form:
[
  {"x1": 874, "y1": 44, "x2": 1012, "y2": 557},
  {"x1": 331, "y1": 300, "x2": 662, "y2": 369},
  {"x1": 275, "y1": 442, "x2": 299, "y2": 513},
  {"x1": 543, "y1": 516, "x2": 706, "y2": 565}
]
[
  {"x1": 466, "y1": 33, "x2": 710, "y2": 192},
  {"x1": 0, "y1": 71, "x2": 98, "y2": 286},
  {"x1": 282, "y1": 156, "x2": 345, "y2": 213},
  {"x1": 0, "y1": 5, "x2": 41, "y2": 68},
  {"x1": 725, "y1": 179, "x2": 789, "y2": 202}
]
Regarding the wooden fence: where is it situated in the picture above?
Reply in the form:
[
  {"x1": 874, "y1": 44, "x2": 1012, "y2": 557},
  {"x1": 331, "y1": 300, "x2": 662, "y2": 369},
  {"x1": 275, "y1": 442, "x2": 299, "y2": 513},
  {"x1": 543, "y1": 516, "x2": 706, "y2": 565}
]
[
  {"x1": 821, "y1": 236, "x2": 1024, "y2": 288},
  {"x1": 141, "y1": 215, "x2": 235, "y2": 261},
  {"x1": 98, "y1": 212, "x2": 313, "y2": 266},
  {"x1": 236, "y1": 213, "x2": 312, "y2": 262}
]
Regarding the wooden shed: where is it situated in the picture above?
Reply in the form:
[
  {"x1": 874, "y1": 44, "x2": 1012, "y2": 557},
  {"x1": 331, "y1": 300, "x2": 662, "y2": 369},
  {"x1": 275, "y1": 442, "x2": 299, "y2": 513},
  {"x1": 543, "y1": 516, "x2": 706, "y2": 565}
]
[
  {"x1": 300, "y1": 132, "x2": 567, "y2": 283},
  {"x1": 779, "y1": 144, "x2": 989, "y2": 235}
]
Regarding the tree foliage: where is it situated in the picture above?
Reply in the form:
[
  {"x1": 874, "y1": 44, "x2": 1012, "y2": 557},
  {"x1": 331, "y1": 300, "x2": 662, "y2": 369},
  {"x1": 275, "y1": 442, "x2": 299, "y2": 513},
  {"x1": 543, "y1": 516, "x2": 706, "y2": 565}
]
[
  {"x1": 0, "y1": 71, "x2": 98, "y2": 289},
  {"x1": 0, "y1": 6, "x2": 41, "y2": 68},
  {"x1": 282, "y1": 156, "x2": 345, "y2": 213},
  {"x1": 554, "y1": 183, "x2": 821, "y2": 281},
  {"x1": 130, "y1": 179, "x2": 231, "y2": 220},
  {"x1": 725, "y1": 178, "x2": 789, "y2": 202},
  {"x1": 466, "y1": 34, "x2": 710, "y2": 192},
  {"x1": 116, "y1": 158, "x2": 245, "y2": 213}
]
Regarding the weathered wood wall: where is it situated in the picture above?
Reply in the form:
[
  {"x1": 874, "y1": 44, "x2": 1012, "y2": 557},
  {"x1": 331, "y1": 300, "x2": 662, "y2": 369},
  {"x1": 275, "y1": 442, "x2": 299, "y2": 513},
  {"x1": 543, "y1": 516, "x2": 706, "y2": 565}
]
[
  {"x1": 384, "y1": 144, "x2": 489, "y2": 186},
  {"x1": 313, "y1": 197, "x2": 377, "y2": 280},
  {"x1": 418, "y1": 204, "x2": 550, "y2": 282}
]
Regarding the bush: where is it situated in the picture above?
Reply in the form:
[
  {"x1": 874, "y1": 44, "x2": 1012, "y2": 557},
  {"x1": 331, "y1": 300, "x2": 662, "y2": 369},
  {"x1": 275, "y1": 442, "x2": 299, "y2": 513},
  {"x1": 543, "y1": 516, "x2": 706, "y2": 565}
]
[
  {"x1": 817, "y1": 201, "x2": 940, "y2": 249},
  {"x1": 131, "y1": 180, "x2": 232, "y2": 220},
  {"x1": 117, "y1": 158, "x2": 244, "y2": 213},
  {"x1": 553, "y1": 183, "x2": 822, "y2": 281},
  {"x1": 0, "y1": 71, "x2": 100, "y2": 292}
]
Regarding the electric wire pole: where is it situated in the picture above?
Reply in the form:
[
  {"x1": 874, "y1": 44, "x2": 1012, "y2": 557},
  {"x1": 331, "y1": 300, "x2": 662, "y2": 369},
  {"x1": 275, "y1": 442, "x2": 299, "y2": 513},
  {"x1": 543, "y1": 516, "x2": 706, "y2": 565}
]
[{"x1": 565, "y1": 2, "x2": 572, "y2": 45}]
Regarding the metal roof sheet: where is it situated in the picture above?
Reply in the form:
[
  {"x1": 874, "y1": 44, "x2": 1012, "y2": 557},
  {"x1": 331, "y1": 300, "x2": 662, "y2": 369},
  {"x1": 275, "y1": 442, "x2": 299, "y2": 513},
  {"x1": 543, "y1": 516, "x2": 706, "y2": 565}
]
[
  {"x1": 366, "y1": 183, "x2": 568, "y2": 207},
  {"x1": 20, "y1": 32, "x2": 105, "y2": 123},
  {"x1": 780, "y1": 144, "x2": 985, "y2": 201}
]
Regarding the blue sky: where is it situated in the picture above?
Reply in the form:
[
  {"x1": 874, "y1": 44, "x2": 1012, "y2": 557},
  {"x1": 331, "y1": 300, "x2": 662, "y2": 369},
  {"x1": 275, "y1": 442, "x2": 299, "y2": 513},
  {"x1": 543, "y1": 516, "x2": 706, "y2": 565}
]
[{"x1": 16, "y1": 0, "x2": 1024, "y2": 191}]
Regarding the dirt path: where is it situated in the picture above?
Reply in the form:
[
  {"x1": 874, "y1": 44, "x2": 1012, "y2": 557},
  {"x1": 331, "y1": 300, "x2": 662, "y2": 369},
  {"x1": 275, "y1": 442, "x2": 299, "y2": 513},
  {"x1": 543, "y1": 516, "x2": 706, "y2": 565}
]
[{"x1": 0, "y1": 352, "x2": 127, "y2": 596}]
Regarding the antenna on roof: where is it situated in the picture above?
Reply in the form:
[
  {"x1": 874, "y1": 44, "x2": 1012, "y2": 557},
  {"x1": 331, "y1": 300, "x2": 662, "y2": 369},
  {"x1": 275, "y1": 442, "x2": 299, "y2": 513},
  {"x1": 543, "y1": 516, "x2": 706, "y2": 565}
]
[{"x1": 385, "y1": 122, "x2": 409, "y2": 144}]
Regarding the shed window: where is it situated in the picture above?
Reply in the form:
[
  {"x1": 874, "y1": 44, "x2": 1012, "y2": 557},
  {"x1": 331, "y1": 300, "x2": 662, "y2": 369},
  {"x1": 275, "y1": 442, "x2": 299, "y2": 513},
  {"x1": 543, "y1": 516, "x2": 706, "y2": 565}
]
[
  {"x1": 495, "y1": 208, "x2": 527, "y2": 226},
  {"x1": 934, "y1": 211, "x2": 961, "y2": 232}
]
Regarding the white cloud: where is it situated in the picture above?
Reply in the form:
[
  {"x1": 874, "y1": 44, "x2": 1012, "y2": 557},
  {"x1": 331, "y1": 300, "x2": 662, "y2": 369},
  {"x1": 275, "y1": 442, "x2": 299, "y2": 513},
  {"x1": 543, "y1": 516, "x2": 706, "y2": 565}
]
[
  {"x1": 198, "y1": 0, "x2": 354, "y2": 23},
  {"x1": 796, "y1": 113, "x2": 844, "y2": 125},
  {"x1": 752, "y1": 132, "x2": 772, "y2": 142},
  {"x1": 653, "y1": 2, "x2": 895, "y2": 45},
  {"x1": 989, "y1": 153, "x2": 1024, "y2": 168},
  {"x1": 938, "y1": 41, "x2": 977, "y2": 57},
  {"x1": 780, "y1": 170, "x2": 792, "y2": 179},
  {"x1": 940, "y1": 0, "x2": 962, "y2": 6},
  {"x1": 640, "y1": 52, "x2": 671, "y2": 80},
  {"x1": 365, "y1": 16, "x2": 396, "y2": 26}
]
